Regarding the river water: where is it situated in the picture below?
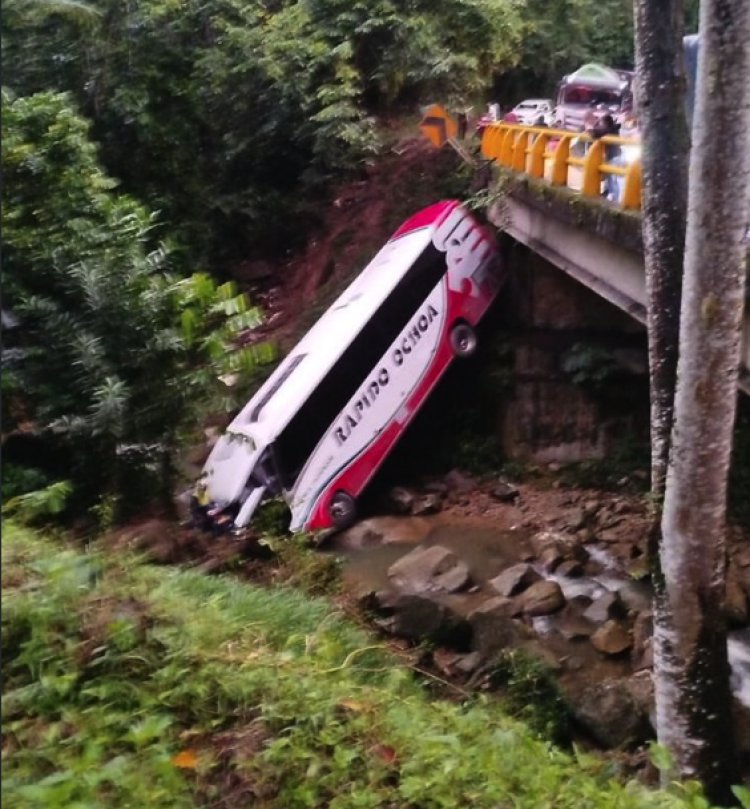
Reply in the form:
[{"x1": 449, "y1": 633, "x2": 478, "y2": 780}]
[{"x1": 333, "y1": 517, "x2": 750, "y2": 707}]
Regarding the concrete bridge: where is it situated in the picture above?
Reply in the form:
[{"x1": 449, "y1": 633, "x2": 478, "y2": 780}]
[{"x1": 480, "y1": 122, "x2": 750, "y2": 397}]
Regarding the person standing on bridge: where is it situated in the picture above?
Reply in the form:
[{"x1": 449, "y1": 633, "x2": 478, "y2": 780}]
[{"x1": 592, "y1": 113, "x2": 623, "y2": 202}]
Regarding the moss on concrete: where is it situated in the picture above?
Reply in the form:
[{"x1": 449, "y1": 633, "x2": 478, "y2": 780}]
[{"x1": 485, "y1": 167, "x2": 643, "y2": 255}]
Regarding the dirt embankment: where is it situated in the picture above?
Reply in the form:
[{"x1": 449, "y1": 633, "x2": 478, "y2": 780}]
[{"x1": 233, "y1": 134, "x2": 474, "y2": 348}]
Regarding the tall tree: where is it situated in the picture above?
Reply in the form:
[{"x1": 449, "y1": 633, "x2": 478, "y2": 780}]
[
  {"x1": 2, "y1": 91, "x2": 271, "y2": 521},
  {"x1": 633, "y1": 0, "x2": 689, "y2": 498},
  {"x1": 652, "y1": 0, "x2": 750, "y2": 801}
]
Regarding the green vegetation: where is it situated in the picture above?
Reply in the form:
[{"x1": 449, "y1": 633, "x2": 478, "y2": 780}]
[
  {"x1": 2, "y1": 90, "x2": 276, "y2": 523},
  {"x1": 2, "y1": 522, "x2": 720, "y2": 809},
  {"x1": 487, "y1": 649, "x2": 572, "y2": 745},
  {"x1": 2, "y1": 0, "x2": 525, "y2": 268}
]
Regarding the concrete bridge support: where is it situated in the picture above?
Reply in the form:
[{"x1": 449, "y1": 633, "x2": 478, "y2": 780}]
[{"x1": 495, "y1": 240, "x2": 649, "y2": 463}]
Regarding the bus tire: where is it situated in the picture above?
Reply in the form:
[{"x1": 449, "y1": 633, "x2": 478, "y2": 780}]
[
  {"x1": 450, "y1": 322, "x2": 477, "y2": 358},
  {"x1": 329, "y1": 491, "x2": 357, "y2": 529}
]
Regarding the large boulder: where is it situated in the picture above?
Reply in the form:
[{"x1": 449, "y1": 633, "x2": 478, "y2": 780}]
[
  {"x1": 591, "y1": 620, "x2": 632, "y2": 656},
  {"x1": 549, "y1": 606, "x2": 596, "y2": 640},
  {"x1": 469, "y1": 597, "x2": 526, "y2": 656},
  {"x1": 380, "y1": 594, "x2": 471, "y2": 649},
  {"x1": 488, "y1": 563, "x2": 541, "y2": 597},
  {"x1": 388, "y1": 545, "x2": 471, "y2": 595},
  {"x1": 583, "y1": 591, "x2": 624, "y2": 623},
  {"x1": 517, "y1": 580, "x2": 566, "y2": 616},
  {"x1": 574, "y1": 678, "x2": 651, "y2": 748}
]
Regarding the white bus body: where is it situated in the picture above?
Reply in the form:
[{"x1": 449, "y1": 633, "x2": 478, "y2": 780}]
[{"x1": 202, "y1": 200, "x2": 503, "y2": 532}]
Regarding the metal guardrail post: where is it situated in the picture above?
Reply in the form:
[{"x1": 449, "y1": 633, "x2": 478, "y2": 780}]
[
  {"x1": 622, "y1": 160, "x2": 642, "y2": 210},
  {"x1": 500, "y1": 127, "x2": 514, "y2": 166},
  {"x1": 529, "y1": 132, "x2": 549, "y2": 178},
  {"x1": 582, "y1": 139, "x2": 605, "y2": 198},
  {"x1": 481, "y1": 123, "x2": 642, "y2": 212},
  {"x1": 550, "y1": 135, "x2": 570, "y2": 186},
  {"x1": 512, "y1": 130, "x2": 529, "y2": 172}
]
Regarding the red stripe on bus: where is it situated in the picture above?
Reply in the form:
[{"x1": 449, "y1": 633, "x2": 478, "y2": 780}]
[{"x1": 390, "y1": 200, "x2": 459, "y2": 240}]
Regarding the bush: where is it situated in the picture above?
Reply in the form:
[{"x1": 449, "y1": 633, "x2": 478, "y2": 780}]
[{"x1": 2, "y1": 522, "x2": 721, "y2": 809}]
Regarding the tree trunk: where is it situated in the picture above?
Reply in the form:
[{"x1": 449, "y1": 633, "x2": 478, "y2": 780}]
[
  {"x1": 655, "y1": 0, "x2": 750, "y2": 800},
  {"x1": 633, "y1": 0, "x2": 689, "y2": 499}
]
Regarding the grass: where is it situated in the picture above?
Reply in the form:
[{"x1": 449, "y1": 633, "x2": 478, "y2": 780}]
[{"x1": 1, "y1": 521, "x2": 724, "y2": 808}]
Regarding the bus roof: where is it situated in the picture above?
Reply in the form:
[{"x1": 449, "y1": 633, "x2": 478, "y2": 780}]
[{"x1": 227, "y1": 201, "x2": 459, "y2": 443}]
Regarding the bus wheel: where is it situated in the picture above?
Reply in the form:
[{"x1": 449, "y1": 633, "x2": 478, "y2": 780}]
[
  {"x1": 450, "y1": 322, "x2": 477, "y2": 358},
  {"x1": 329, "y1": 492, "x2": 357, "y2": 529}
]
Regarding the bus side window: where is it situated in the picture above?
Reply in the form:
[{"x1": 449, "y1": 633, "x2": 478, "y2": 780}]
[{"x1": 273, "y1": 243, "x2": 448, "y2": 489}]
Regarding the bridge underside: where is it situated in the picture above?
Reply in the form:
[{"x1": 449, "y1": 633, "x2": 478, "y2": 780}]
[{"x1": 489, "y1": 186, "x2": 750, "y2": 397}]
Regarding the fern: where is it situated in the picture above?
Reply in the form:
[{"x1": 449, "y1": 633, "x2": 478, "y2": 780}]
[{"x1": 3, "y1": 480, "x2": 73, "y2": 522}]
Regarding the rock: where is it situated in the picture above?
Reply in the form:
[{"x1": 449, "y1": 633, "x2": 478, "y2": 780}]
[
  {"x1": 625, "y1": 558, "x2": 650, "y2": 581},
  {"x1": 488, "y1": 563, "x2": 541, "y2": 597},
  {"x1": 388, "y1": 545, "x2": 471, "y2": 595},
  {"x1": 336, "y1": 517, "x2": 432, "y2": 549},
  {"x1": 432, "y1": 648, "x2": 485, "y2": 678},
  {"x1": 564, "y1": 508, "x2": 587, "y2": 532},
  {"x1": 631, "y1": 611, "x2": 653, "y2": 670},
  {"x1": 539, "y1": 546, "x2": 564, "y2": 572},
  {"x1": 529, "y1": 530, "x2": 567, "y2": 557},
  {"x1": 556, "y1": 559, "x2": 584, "y2": 578},
  {"x1": 569, "y1": 594, "x2": 593, "y2": 610},
  {"x1": 454, "y1": 651, "x2": 484, "y2": 675},
  {"x1": 443, "y1": 469, "x2": 476, "y2": 494},
  {"x1": 411, "y1": 493, "x2": 443, "y2": 516},
  {"x1": 576, "y1": 528, "x2": 596, "y2": 544},
  {"x1": 600, "y1": 515, "x2": 625, "y2": 530},
  {"x1": 726, "y1": 562, "x2": 749, "y2": 625},
  {"x1": 386, "y1": 594, "x2": 471, "y2": 648},
  {"x1": 624, "y1": 671, "x2": 655, "y2": 731},
  {"x1": 518, "y1": 580, "x2": 566, "y2": 616},
  {"x1": 574, "y1": 678, "x2": 651, "y2": 748},
  {"x1": 471, "y1": 595, "x2": 515, "y2": 616},
  {"x1": 490, "y1": 480, "x2": 520, "y2": 502},
  {"x1": 583, "y1": 591, "x2": 624, "y2": 623},
  {"x1": 335, "y1": 521, "x2": 386, "y2": 550},
  {"x1": 597, "y1": 529, "x2": 622, "y2": 544},
  {"x1": 616, "y1": 580, "x2": 653, "y2": 614},
  {"x1": 612, "y1": 499, "x2": 633, "y2": 515},
  {"x1": 423, "y1": 479, "x2": 449, "y2": 495},
  {"x1": 733, "y1": 545, "x2": 750, "y2": 570},
  {"x1": 549, "y1": 606, "x2": 596, "y2": 640},
  {"x1": 469, "y1": 599, "x2": 525, "y2": 656},
  {"x1": 591, "y1": 620, "x2": 632, "y2": 656},
  {"x1": 432, "y1": 648, "x2": 463, "y2": 677},
  {"x1": 583, "y1": 500, "x2": 603, "y2": 520},
  {"x1": 386, "y1": 486, "x2": 416, "y2": 514},
  {"x1": 370, "y1": 589, "x2": 401, "y2": 612}
]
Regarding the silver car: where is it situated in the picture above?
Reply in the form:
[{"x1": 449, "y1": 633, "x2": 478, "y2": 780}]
[{"x1": 510, "y1": 99, "x2": 554, "y2": 126}]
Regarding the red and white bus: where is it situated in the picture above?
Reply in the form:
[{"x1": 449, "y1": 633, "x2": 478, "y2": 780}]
[{"x1": 202, "y1": 200, "x2": 504, "y2": 533}]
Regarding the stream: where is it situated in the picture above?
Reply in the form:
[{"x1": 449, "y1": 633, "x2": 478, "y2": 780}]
[{"x1": 332, "y1": 517, "x2": 750, "y2": 708}]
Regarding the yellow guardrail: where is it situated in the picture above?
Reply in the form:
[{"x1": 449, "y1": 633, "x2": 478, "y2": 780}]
[{"x1": 480, "y1": 122, "x2": 642, "y2": 211}]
